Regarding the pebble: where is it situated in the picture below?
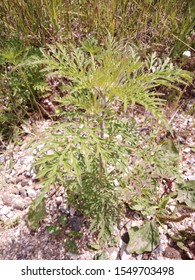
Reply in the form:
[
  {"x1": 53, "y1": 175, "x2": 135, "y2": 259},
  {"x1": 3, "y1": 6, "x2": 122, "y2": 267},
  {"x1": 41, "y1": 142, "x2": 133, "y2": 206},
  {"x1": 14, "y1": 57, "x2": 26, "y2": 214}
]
[
  {"x1": 183, "y1": 147, "x2": 191, "y2": 153},
  {"x1": 120, "y1": 241, "x2": 132, "y2": 260},
  {"x1": 18, "y1": 188, "x2": 27, "y2": 198},
  {"x1": 0, "y1": 155, "x2": 6, "y2": 164},
  {"x1": 186, "y1": 175, "x2": 195, "y2": 181},
  {"x1": 2, "y1": 194, "x2": 14, "y2": 207},
  {"x1": 68, "y1": 216, "x2": 82, "y2": 232},
  {"x1": 6, "y1": 211, "x2": 15, "y2": 219},
  {"x1": 26, "y1": 188, "x2": 37, "y2": 198},
  {"x1": 10, "y1": 169, "x2": 16, "y2": 176},
  {"x1": 56, "y1": 196, "x2": 63, "y2": 206},
  {"x1": 59, "y1": 204, "x2": 69, "y2": 214},
  {"x1": 15, "y1": 175, "x2": 24, "y2": 184},
  {"x1": 66, "y1": 253, "x2": 78, "y2": 260},
  {"x1": 163, "y1": 246, "x2": 182, "y2": 259},
  {"x1": 21, "y1": 179, "x2": 30, "y2": 187},
  {"x1": 0, "y1": 206, "x2": 10, "y2": 215},
  {"x1": 136, "y1": 254, "x2": 143, "y2": 260},
  {"x1": 13, "y1": 198, "x2": 26, "y2": 211},
  {"x1": 106, "y1": 247, "x2": 118, "y2": 260},
  {"x1": 8, "y1": 185, "x2": 19, "y2": 195}
]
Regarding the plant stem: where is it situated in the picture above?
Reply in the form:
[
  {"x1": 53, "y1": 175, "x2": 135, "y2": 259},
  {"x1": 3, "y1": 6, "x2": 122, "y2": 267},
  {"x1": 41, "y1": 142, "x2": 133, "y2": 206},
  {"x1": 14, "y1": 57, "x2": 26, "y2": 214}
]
[{"x1": 99, "y1": 89, "x2": 106, "y2": 189}]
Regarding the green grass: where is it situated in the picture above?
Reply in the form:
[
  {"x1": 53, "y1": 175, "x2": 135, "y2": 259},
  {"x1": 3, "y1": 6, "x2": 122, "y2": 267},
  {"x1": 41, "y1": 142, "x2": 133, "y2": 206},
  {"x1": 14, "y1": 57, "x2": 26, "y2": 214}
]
[{"x1": 0, "y1": 0, "x2": 194, "y2": 54}]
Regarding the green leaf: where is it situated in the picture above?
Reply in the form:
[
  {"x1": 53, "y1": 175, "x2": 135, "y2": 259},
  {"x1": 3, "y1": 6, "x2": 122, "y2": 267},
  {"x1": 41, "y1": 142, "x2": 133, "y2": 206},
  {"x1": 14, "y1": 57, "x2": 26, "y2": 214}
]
[
  {"x1": 65, "y1": 239, "x2": 78, "y2": 254},
  {"x1": 46, "y1": 225, "x2": 62, "y2": 235},
  {"x1": 93, "y1": 251, "x2": 108, "y2": 260},
  {"x1": 158, "y1": 192, "x2": 178, "y2": 210},
  {"x1": 161, "y1": 138, "x2": 180, "y2": 165},
  {"x1": 87, "y1": 242, "x2": 101, "y2": 251},
  {"x1": 58, "y1": 215, "x2": 68, "y2": 227},
  {"x1": 175, "y1": 181, "x2": 195, "y2": 209},
  {"x1": 126, "y1": 221, "x2": 159, "y2": 254},
  {"x1": 28, "y1": 197, "x2": 47, "y2": 229}
]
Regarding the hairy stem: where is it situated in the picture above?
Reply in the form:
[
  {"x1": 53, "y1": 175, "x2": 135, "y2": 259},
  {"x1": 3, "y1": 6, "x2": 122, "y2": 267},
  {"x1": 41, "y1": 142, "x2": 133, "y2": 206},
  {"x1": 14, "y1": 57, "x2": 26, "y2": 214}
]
[{"x1": 99, "y1": 117, "x2": 105, "y2": 189}]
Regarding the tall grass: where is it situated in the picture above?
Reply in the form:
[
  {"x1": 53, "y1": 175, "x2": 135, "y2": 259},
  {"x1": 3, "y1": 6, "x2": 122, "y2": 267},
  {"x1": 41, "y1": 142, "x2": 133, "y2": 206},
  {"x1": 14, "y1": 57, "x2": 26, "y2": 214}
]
[{"x1": 0, "y1": 0, "x2": 194, "y2": 55}]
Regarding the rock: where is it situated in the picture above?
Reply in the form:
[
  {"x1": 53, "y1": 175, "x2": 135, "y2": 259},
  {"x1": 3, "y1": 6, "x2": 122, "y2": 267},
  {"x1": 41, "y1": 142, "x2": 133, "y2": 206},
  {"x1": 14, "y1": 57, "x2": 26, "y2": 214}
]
[
  {"x1": 120, "y1": 241, "x2": 132, "y2": 260},
  {"x1": 15, "y1": 175, "x2": 24, "y2": 184},
  {"x1": 2, "y1": 194, "x2": 14, "y2": 207},
  {"x1": 186, "y1": 175, "x2": 195, "y2": 181},
  {"x1": 11, "y1": 213, "x2": 20, "y2": 221},
  {"x1": 79, "y1": 252, "x2": 94, "y2": 260},
  {"x1": 34, "y1": 184, "x2": 42, "y2": 190},
  {"x1": 136, "y1": 254, "x2": 143, "y2": 260},
  {"x1": 21, "y1": 179, "x2": 30, "y2": 187},
  {"x1": 26, "y1": 188, "x2": 37, "y2": 198},
  {"x1": 163, "y1": 246, "x2": 182, "y2": 259},
  {"x1": 68, "y1": 216, "x2": 82, "y2": 232},
  {"x1": 0, "y1": 155, "x2": 6, "y2": 164},
  {"x1": 59, "y1": 203, "x2": 69, "y2": 214},
  {"x1": 56, "y1": 196, "x2": 63, "y2": 206},
  {"x1": 183, "y1": 147, "x2": 191, "y2": 153},
  {"x1": 14, "y1": 228, "x2": 20, "y2": 237},
  {"x1": 0, "y1": 206, "x2": 10, "y2": 215},
  {"x1": 13, "y1": 198, "x2": 26, "y2": 211},
  {"x1": 106, "y1": 247, "x2": 118, "y2": 260},
  {"x1": 66, "y1": 253, "x2": 78, "y2": 260},
  {"x1": 18, "y1": 188, "x2": 27, "y2": 198},
  {"x1": 8, "y1": 185, "x2": 19, "y2": 195},
  {"x1": 6, "y1": 211, "x2": 15, "y2": 219}
]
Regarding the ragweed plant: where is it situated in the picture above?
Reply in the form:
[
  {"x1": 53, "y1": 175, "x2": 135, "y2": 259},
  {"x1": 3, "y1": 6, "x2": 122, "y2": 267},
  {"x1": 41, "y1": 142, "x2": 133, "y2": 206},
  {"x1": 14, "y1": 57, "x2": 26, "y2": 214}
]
[{"x1": 28, "y1": 35, "x2": 192, "y2": 244}]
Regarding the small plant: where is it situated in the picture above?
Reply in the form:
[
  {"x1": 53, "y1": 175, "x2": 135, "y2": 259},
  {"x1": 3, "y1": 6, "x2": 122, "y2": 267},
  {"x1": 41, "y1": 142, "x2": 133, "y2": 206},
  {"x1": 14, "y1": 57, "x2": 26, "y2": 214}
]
[
  {"x1": 27, "y1": 35, "x2": 192, "y2": 245},
  {"x1": 0, "y1": 39, "x2": 49, "y2": 139}
]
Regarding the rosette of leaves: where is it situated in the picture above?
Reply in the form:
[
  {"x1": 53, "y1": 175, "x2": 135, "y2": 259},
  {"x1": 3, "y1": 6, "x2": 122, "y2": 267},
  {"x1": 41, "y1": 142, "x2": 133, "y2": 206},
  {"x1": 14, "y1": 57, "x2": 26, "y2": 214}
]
[{"x1": 27, "y1": 34, "x2": 192, "y2": 243}]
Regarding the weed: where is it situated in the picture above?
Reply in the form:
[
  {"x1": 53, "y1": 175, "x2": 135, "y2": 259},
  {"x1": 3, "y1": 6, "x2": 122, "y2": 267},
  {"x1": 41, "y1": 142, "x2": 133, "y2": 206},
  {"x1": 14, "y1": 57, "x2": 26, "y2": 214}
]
[{"x1": 27, "y1": 36, "x2": 192, "y2": 245}]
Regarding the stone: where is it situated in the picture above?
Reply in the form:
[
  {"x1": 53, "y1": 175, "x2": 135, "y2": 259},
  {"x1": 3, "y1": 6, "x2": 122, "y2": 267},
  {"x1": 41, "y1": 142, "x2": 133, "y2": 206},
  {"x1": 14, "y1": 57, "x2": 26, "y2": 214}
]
[
  {"x1": 163, "y1": 246, "x2": 182, "y2": 259},
  {"x1": 18, "y1": 188, "x2": 27, "y2": 198},
  {"x1": 66, "y1": 253, "x2": 78, "y2": 260},
  {"x1": 106, "y1": 247, "x2": 118, "y2": 260},
  {"x1": 0, "y1": 206, "x2": 10, "y2": 215},
  {"x1": 59, "y1": 203, "x2": 69, "y2": 215},
  {"x1": 68, "y1": 216, "x2": 82, "y2": 232},
  {"x1": 136, "y1": 254, "x2": 143, "y2": 260},
  {"x1": 8, "y1": 185, "x2": 19, "y2": 195},
  {"x1": 21, "y1": 179, "x2": 30, "y2": 187},
  {"x1": 0, "y1": 155, "x2": 6, "y2": 164},
  {"x1": 56, "y1": 196, "x2": 63, "y2": 206},
  {"x1": 120, "y1": 241, "x2": 131, "y2": 260},
  {"x1": 13, "y1": 198, "x2": 26, "y2": 211},
  {"x1": 26, "y1": 188, "x2": 37, "y2": 198},
  {"x1": 2, "y1": 194, "x2": 14, "y2": 207},
  {"x1": 6, "y1": 211, "x2": 15, "y2": 219},
  {"x1": 186, "y1": 176, "x2": 195, "y2": 181},
  {"x1": 183, "y1": 147, "x2": 191, "y2": 153}
]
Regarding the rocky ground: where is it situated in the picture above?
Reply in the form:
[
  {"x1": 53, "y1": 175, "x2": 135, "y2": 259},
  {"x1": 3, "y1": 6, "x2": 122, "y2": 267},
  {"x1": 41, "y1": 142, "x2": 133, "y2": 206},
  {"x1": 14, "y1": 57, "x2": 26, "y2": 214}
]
[{"x1": 0, "y1": 101, "x2": 195, "y2": 260}]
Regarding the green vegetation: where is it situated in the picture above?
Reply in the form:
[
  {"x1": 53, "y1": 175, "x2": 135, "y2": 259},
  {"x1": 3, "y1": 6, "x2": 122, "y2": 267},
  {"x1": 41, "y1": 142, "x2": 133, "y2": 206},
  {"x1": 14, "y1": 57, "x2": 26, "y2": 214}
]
[
  {"x1": 27, "y1": 37, "x2": 192, "y2": 246},
  {"x1": 0, "y1": 0, "x2": 194, "y2": 251}
]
